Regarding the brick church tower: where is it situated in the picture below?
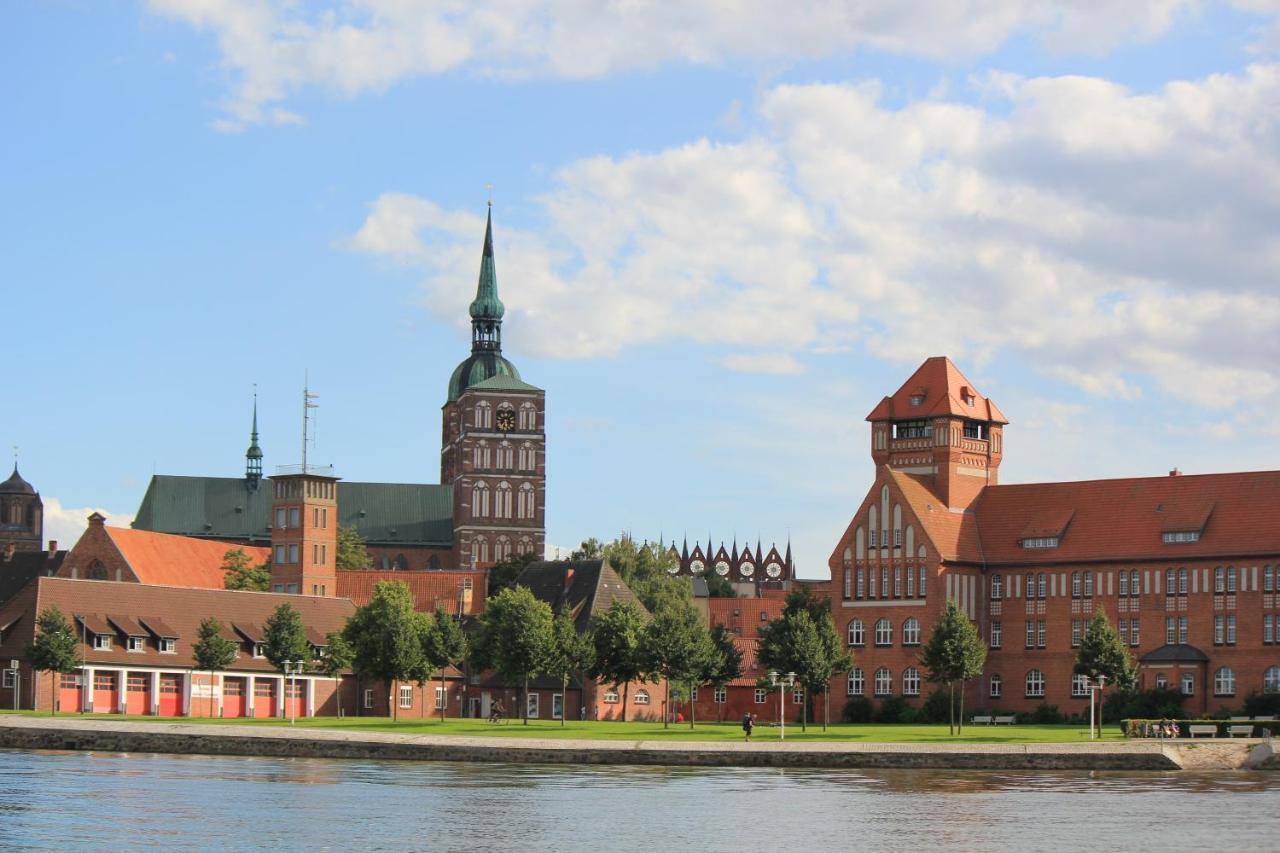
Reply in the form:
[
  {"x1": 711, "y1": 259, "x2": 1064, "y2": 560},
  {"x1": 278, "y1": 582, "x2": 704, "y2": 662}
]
[
  {"x1": 0, "y1": 465, "x2": 43, "y2": 553},
  {"x1": 441, "y1": 207, "x2": 546, "y2": 568},
  {"x1": 865, "y1": 357, "x2": 1007, "y2": 510}
]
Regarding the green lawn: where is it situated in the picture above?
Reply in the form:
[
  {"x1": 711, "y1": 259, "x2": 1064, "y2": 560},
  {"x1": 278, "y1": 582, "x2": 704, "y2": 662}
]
[{"x1": 1, "y1": 711, "x2": 1121, "y2": 742}]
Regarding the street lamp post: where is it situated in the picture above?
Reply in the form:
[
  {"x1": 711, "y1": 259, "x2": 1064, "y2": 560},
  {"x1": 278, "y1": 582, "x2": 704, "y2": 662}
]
[
  {"x1": 769, "y1": 671, "x2": 797, "y2": 741},
  {"x1": 7, "y1": 659, "x2": 19, "y2": 712},
  {"x1": 1087, "y1": 674, "x2": 1108, "y2": 739},
  {"x1": 282, "y1": 660, "x2": 305, "y2": 726}
]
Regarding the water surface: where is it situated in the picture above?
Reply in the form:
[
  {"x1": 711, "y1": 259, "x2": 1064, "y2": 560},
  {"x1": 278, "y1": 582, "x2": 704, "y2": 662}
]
[{"x1": 2, "y1": 749, "x2": 1276, "y2": 851}]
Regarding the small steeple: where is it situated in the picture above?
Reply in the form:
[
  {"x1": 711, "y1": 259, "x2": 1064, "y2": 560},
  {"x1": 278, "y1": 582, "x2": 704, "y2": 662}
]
[
  {"x1": 245, "y1": 391, "x2": 263, "y2": 489},
  {"x1": 469, "y1": 204, "x2": 505, "y2": 354},
  {"x1": 785, "y1": 538, "x2": 794, "y2": 572}
]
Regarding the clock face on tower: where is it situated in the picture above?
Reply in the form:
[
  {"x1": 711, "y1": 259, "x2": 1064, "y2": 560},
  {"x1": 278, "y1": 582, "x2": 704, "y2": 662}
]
[
  {"x1": 666, "y1": 562, "x2": 679, "y2": 575},
  {"x1": 715, "y1": 560, "x2": 730, "y2": 576},
  {"x1": 740, "y1": 562, "x2": 755, "y2": 578},
  {"x1": 690, "y1": 559, "x2": 705, "y2": 574},
  {"x1": 496, "y1": 409, "x2": 516, "y2": 432},
  {"x1": 766, "y1": 562, "x2": 782, "y2": 578}
]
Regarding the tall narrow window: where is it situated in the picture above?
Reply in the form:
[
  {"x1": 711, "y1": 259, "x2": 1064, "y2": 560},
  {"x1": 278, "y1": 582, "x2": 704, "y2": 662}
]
[
  {"x1": 1178, "y1": 568, "x2": 1187, "y2": 595},
  {"x1": 1215, "y1": 567, "x2": 1225, "y2": 593},
  {"x1": 991, "y1": 574, "x2": 1003, "y2": 599},
  {"x1": 1227, "y1": 567, "x2": 1237, "y2": 593},
  {"x1": 856, "y1": 569, "x2": 865, "y2": 599},
  {"x1": 1166, "y1": 617, "x2": 1176, "y2": 645},
  {"x1": 893, "y1": 568, "x2": 902, "y2": 598},
  {"x1": 1072, "y1": 572, "x2": 1081, "y2": 598},
  {"x1": 1166, "y1": 569, "x2": 1177, "y2": 596},
  {"x1": 1226, "y1": 615, "x2": 1236, "y2": 645},
  {"x1": 919, "y1": 566, "x2": 927, "y2": 597},
  {"x1": 1178, "y1": 616, "x2": 1188, "y2": 644},
  {"x1": 906, "y1": 568, "x2": 915, "y2": 598},
  {"x1": 1118, "y1": 571, "x2": 1129, "y2": 597},
  {"x1": 1037, "y1": 574, "x2": 1047, "y2": 599},
  {"x1": 990, "y1": 621, "x2": 1002, "y2": 649},
  {"x1": 1084, "y1": 572, "x2": 1093, "y2": 597}
]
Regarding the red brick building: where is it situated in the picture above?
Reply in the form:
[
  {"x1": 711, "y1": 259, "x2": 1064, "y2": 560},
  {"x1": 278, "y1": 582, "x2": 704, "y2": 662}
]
[
  {"x1": 670, "y1": 538, "x2": 795, "y2": 593},
  {"x1": 827, "y1": 356, "x2": 1280, "y2": 717}
]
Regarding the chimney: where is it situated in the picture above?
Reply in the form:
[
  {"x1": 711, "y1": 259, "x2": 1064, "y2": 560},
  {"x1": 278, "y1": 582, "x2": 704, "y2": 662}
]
[
  {"x1": 48, "y1": 540, "x2": 58, "y2": 555},
  {"x1": 88, "y1": 512, "x2": 107, "y2": 527},
  {"x1": 1169, "y1": 468, "x2": 1182, "y2": 477}
]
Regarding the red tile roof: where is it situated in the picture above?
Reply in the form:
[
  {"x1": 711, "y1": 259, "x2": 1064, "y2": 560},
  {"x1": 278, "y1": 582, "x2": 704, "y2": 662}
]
[
  {"x1": 866, "y1": 356, "x2": 1008, "y2": 424},
  {"x1": 729, "y1": 638, "x2": 764, "y2": 687},
  {"x1": 336, "y1": 570, "x2": 486, "y2": 615},
  {"x1": 106, "y1": 527, "x2": 269, "y2": 590},
  {"x1": 708, "y1": 598, "x2": 778, "y2": 639}
]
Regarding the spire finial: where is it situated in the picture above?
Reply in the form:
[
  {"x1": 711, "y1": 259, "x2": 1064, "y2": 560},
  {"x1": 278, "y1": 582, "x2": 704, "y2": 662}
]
[{"x1": 469, "y1": 204, "x2": 504, "y2": 353}]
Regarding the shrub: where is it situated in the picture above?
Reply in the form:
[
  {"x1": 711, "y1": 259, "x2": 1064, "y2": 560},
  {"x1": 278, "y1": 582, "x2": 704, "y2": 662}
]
[
  {"x1": 921, "y1": 689, "x2": 952, "y2": 724},
  {"x1": 1103, "y1": 687, "x2": 1185, "y2": 723},
  {"x1": 1030, "y1": 702, "x2": 1063, "y2": 724},
  {"x1": 842, "y1": 696, "x2": 873, "y2": 723},
  {"x1": 875, "y1": 695, "x2": 910, "y2": 723},
  {"x1": 1243, "y1": 691, "x2": 1280, "y2": 717}
]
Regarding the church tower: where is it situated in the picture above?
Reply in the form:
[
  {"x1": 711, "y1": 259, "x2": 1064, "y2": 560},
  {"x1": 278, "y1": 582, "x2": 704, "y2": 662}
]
[
  {"x1": 245, "y1": 395, "x2": 263, "y2": 491},
  {"x1": 0, "y1": 464, "x2": 43, "y2": 552},
  {"x1": 441, "y1": 207, "x2": 546, "y2": 568},
  {"x1": 865, "y1": 357, "x2": 1007, "y2": 510}
]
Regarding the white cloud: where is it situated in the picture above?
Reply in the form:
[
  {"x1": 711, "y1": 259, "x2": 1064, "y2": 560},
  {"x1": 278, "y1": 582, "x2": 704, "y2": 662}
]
[
  {"x1": 351, "y1": 64, "x2": 1280, "y2": 412},
  {"x1": 144, "y1": 0, "x2": 1238, "y2": 128},
  {"x1": 42, "y1": 497, "x2": 135, "y2": 551},
  {"x1": 717, "y1": 353, "x2": 805, "y2": 375}
]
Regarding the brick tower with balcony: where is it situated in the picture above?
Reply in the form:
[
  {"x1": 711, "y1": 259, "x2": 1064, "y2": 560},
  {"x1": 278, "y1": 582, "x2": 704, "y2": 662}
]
[
  {"x1": 269, "y1": 466, "x2": 339, "y2": 596},
  {"x1": 440, "y1": 206, "x2": 546, "y2": 568}
]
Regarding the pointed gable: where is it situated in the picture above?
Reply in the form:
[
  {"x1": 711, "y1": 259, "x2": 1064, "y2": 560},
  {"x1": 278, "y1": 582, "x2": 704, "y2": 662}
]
[{"x1": 865, "y1": 356, "x2": 1008, "y2": 424}]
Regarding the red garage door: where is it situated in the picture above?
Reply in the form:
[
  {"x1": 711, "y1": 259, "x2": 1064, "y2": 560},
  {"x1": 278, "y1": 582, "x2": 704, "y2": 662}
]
[
  {"x1": 125, "y1": 673, "x2": 151, "y2": 716},
  {"x1": 253, "y1": 678, "x2": 277, "y2": 718},
  {"x1": 58, "y1": 672, "x2": 81, "y2": 713},
  {"x1": 158, "y1": 674, "x2": 183, "y2": 717},
  {"x1": 222, "y1": 677, "x2": 247, "y2": 718},
  {"x1": 92, "y1": 671, "x2": 119, "y2": 714},
  {"x1": 284, "y1": 679, "x2": 305, "y2": 720}
]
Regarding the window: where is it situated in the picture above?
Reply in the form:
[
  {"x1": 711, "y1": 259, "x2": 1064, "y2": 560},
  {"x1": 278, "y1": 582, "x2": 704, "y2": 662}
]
[
  {"x1": 1264, "y1": 666, "x2": 1280, "y2": 694},
  {"x1": 894, "y1": 567, "x2": 902, "y2": 597},
  {"x1": 527, "y1": 692, "x2": 540, "y2": 718},
  {"x1": 127, "y1": 636, "x2": 145, "y2": 653},
  {"x1": 1084, "y1": 572, "x2": 1093, "y2": 597},
  {"x1": 1167, "y1": 569, "x2": 1178, "y2": 596},
  {"x1": 894, "y1": 419, "x2": 931, "y2": 438},
  {"x1": 1025, "y1": 621, "x2": 1035, "y2": 648},
  {"x1": 1178, "y1": 568, "x2": 1187, "y2": 595},
  {"x1": 275, "y1": 545, "x2": 286, "y2": 565},
  {"x1": 1214, "y1": 667, "x2": 1235, "y2": 697},
  {"x1": 517, "y1": 483, "x2": 535, "y2": 520},
  {"x1": 910, "y1": 394, "x2": 924, "y2": 407},
  {"x1": 1181, "y1": 673, "x2": 1194, "y2": 696},
  {"x1": 920, "y1": 566, "x2": 927, "y2": 598},
  {"x1": 990, "y1": 621, "x2": 1002, "y2": 649},
  {"x1": 902, "y1": 667, "x2": 920, "y2": 697},
  {"x1": 1266, "y1": 615, "x2": 1275, "y2": 645},
  {"x1": 1265, "y1": 566, "x2": 1275, "y2": 593},
  {"x1": 847, "y1": 619, "x2": 865, "y2": 647},
  {"x1": 754, "y1": 688, "x2": 767, "y2": 704},
  {"x1": 989, "y1": 674, "x2": 1001, "y2": 698},
  {"x1": 902, "y1": 618, "x2": 921, "y2": 646},
  {"x1": 1162, "y1": 530, "x2": 1200, "y2": 544},
  {"x1": 1025, "y1": 670, "x2": 1045, "y2": 698},
  {"x1": 2, "y1": 670, "x2": 15, "y2": 689},
  {"x1": 399, "y1": 686, "x2": 413, "y2": 709},
  {"x1": 1155, "y1": 674, "x2": 1168, "y2": 690},
  {"x1": 847, "y1": 669, "x2": 864, "y2": 696},
  {"x1": 874, "y1": 668, "x2": 892, "y2": 697},
  {"x1": 963, "y1": 420, "x2": 983, "y2": 439},
  {"x1": 1072, "y1": 572, "x2": 1081, "y2": 598},
  {"x1": 1178, "y1": 617, "x2": 1188, "y2": 645},
  {"x1": 435, "y1": 687, "x2": 446, "y2": 710},
  {"x1": 1025, "y1": 573, "x2": 1034, "y2": 599},
  {"x1": 288, "y1": 543, "x2": 298, "y2": 564},
  {"x1": 495, "y1": 483, "x2": 513, "y2": 519},
  {"x1": 474, "y1": 402, "x2": 492, "y2": 429},
  {"x1": 793, "y1": 689, "x2": 804, "y2": 706},
  {"x1": 1119, "y1": 572, "x2": 1129, "y2": 597},
  {"x1": 1119, "y1": 619, "x2": 1129, "y2": 644},
  {"x1": 288, "y1": 507, "x2": 300, "y2": 528},
  {"x1": 881, "y1": 568, "x2": 889, "y2": 599},
  {"x1": 93, "y1": 633, "x2": 112, "y2": 650},
  {"x1": 1215, "y1": 615, "x2": 1224, "y2": 645},
  {"x1": 1215, "y1": 566, "x2": 1225, "y2": 593},
  {"x1": 275, "y1": 508, "x2": 286, "y2": 529},
  {"x1": 1038, "y1": 574, "x2": 1047, "y2": 598},
  {"x1": 856, "y1": 569, "x2": 865, "y2": 599},
  {"x1": 1227, "y1": 615, "x2": 1236, "y2": 645},
  {"x1": 253, "y1": 642, "x2": 266, "y2": 659},
  {"x1": 633, "y1": 689, "x2": 650, "y2": 706},
  {"x1": 874, "y1": 619, "x2": 892, "y2": 646},
  {"x1": 1227, "y1": 566, "x2": 1237, "y2": 594},
  {"x1": 714, "y1": 687, "x2": 727, "y2": 704},
  {"x1": 1129, "y1": 570, "x2": 1140, "y2": 598},
  {"x1": 1021, "y1": 537, "x2": 1059, "y2": 549},
  {"x1": 907, "y1": 567, "x2": 915, "y2": 598},
  {"x1": 1071, "y1": 620, "x2": 1082, "y2": 647},
  {"x1": 552, "y1": 694, "x2": 563, "y2": 721},
  {"x1": 1166, "y1": 617, "x2": 1176, "y2": 645},
  {"x1": 1130, "y1": 619, "x2": 1139, "y2": 646},
  {"x1": 603, "y1": 690, "x2": 619, "y2": 704},
  {"x1": 471, "y1": 482, "x2": 490, "y2": 518},
  {"x1": 991, "y1": 574, "x2": 1003, "y2": 600},
  {"x1": 869, "y1": 529, "x2": 877, "y2": 548},
  {"x1": 1072, "y1": 674, "x2": 1090, "y2": 697},
  {"x1": 1038, "y1": 621, "x2": 1046, "y2": 649}
]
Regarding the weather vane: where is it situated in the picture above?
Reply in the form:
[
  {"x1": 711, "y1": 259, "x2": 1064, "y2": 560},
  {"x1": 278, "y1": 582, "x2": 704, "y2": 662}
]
[{"x1": 485, "y1": 182, "x2": 493, "y2": 207}]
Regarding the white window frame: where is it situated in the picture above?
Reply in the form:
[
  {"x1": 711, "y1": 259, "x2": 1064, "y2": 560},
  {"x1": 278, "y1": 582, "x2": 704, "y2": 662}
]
[
  {"x1": 399, "y1": 685, "x2": 413, "y2": 709},
  {"x1": 874, "y1": 619, "x2": 892, "y2": 647},
  {"x1": 1214, "y1": 667, "x2": 1235, "y2": 697},
  {"x1": 990, "y1": 620, "x2": 1002, "y2": 649},
  {"x1": 363, "y1": 689, "x2": 374, "y2": 709},
  {"x1": 435, "y1": 686, "x2": 446, "y2": 710},
  {"x1": 1025, "y1": 670, "x2": 1045, "y2": 698},
  {"x1": 847, "y1": 669, "x2": 864, "y2": 696},
  {"x1": 873, "y1": 668, "x2": 892, "y2": 697},
  {"x1": 1181, "y1": 673, "x2": 1194, "y2": 696},
  {"x1": 713, "y1": 687, "x2": 726, "y2": 704},
  {"x1": 902, "y1": 618, "x2": 920, "y2": 646},
  {"x1": 902, "y1": 668, "x2": 920, "y2": 697},
  {"x1": 527, "y1": 692, "x2": 540, "y2": 718},
  {"x1": 552, "y1": 693, "x2": 564, "y2": 720},
  {"x1": 158, "y1": 639, "x2": 176, "y2": 654},
  {"x1": 127, "y1": 636, "x2": 146, "y2": 653},
  {"x1": 989, "y1": 674, "x2": 1002, "y2": 698},
  {"x1": 93, "y1": 634, "x2": 112, "y2": 651},
  {"x1": 1072, "y1": 674, "x2": 1089, "y2": 697},
  {"x1": 603, "y1": 690, "x2": 619, "y2": 704},
  {"x1": 2, "y1": 670, "x2": 15, "y2": 689},
  {"x1": 847, "y1": 619, "x2": 864, "y2": 646},
  {"x1": 754, "y1": 688, "x2": 767, "y2": 704}
]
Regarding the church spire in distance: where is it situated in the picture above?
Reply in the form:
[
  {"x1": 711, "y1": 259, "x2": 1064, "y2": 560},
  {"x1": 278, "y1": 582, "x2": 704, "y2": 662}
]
[
  {"x1": 469, "y1": 203, "x2": 505, "y2": 354},
  {"x1": 245, "y1": 390, "x2": 263, "y2": 489}
]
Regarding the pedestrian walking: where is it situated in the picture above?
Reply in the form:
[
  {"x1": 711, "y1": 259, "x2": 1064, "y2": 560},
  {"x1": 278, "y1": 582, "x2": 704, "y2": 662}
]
[{"x1": 742, "y1": 712, "x2": 754, "y2": 742}]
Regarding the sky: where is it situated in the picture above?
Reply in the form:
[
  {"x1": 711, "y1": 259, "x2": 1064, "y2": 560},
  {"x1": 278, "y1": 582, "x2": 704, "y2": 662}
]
[{"x1": 3, "y1": 1, "x2": 1279, "y2": 577}]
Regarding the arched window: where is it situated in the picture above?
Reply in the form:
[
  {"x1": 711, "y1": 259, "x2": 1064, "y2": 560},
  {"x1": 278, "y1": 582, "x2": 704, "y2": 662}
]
[
  {"x1": 902, "y1": 667, "x2": 921, "y2": 696},
  {"x1": 471, "y1": 481, "x2": 490, "y2": 517},
  {"x1": 494, "y1": 537, "x2": 510, "y2": 561},
  {"x1": 496, "y1": 442, "x2": 514, "y2": 469},
  {"x1": 902, "y1": 617, "x2": 921, "y2": 646},
  {"x1": 634, "y1": 689, "x2": 650, "y2": 705},
  {"x1": 847, "y1": 669, "x2": 864, "y2": 696},
  {"x1": 517, "y1": 482, "x2": 535, "y2": 520},
  {"x1": 495, "y1": 482, "x2": 513, "y2": 519},
  {"x1": 475, "y1": 401, "x2": 492, "y2": 429},
  {"x1": 989, "y1": 673, "x2": 1002, "y2": 698},
  {"x1": 874, "y1": 619, "x2": 892, "y2": 646},
  {"x1": 472, "y1": 536, "x2": 489, "y2": 565},
  {"x1": 517, "y1": 536, "x2": 532, "y2": 554},
  {"x1": 519, "y1": 403, "x2": 536, "y2": 430},
  {"x1": 1264, "y1": 666, "x2": 1280, "y2": 694},
  {"x1": 1025, "y1": 670, "x2": 1045, "y2": 697},
  {"x1": 991, "y1": 574, "x2": 1003, "y2": 600},
  {"x1": 1214, "y1": 667, "x2": 1235, "y2": 697},
  {"x1": 518, "y1": 442, "x2": 534, "y2": 471},
  {"x1": 847, "y1": 619, "x2": 865, "y2": 646},
  {"x1": 87, "y1": 560, "x2": 108, "y2": 581},
  {"x1": 473, "y1": 441, "x2": 491, "y2": 469},
  {"x1": 873, "y1": 667, "x2": 892, "y2": 696}
]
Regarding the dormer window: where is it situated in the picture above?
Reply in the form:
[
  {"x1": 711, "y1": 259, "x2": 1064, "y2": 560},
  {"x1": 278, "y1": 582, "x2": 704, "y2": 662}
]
[
  {"x1": 127, "y1": 636, "x2": 146, "y2": 653},
  {"x1": 1021, "y1": 537, "x2": 1060, "y2": 549},
  {"x1": 93, "y1": 634, "x2": 112, "y2": 650},
  {"x1": 910, "y1": 394, "x2": 924, "y2": 407},
  {"x1": 253, "y1": 642, "x2": 266, "y2": 659},
  {"x1": 158, "y1": 639, "x2": 176, "y2": 654},
  {"x1": 1162, "y1": 531, "x2": 1201, "y2": 544}
]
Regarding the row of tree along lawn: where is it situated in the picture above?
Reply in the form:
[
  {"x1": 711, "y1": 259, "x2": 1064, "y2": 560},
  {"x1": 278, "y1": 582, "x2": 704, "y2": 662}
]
[{"x1": 23, "y1": 536, "x2": 1138, "y2": 732}]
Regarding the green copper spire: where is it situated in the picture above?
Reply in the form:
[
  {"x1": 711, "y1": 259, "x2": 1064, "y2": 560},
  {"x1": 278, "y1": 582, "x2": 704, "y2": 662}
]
[
  {"x1": 469, "y1": 205, "x2": 505, "y2": 352},
  {"x1": 245, "y1": 392, "x2": 263, "y2": 486}
]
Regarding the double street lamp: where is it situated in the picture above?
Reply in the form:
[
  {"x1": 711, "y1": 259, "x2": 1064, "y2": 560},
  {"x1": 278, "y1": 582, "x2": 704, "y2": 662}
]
[
  {"x1": 768, "y1": 671, "x2": 797, "y2": 741},
  {"x1": 282, "y1": 660, "x2": 306, "y2": 726},
  {"x1": 1083, "y1": 674, "x2": 1108, "y2": 739}
]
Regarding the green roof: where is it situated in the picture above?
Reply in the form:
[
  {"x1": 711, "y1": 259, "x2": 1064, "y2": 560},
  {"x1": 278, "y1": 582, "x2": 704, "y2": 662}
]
[
  {"x1": 468, "y1": 374, "x2": 542, "y2": 394},
  {"x1": 447, "y1": 352, "x2": 522, "y2": 401},
  {"x1": 133, "y1": 475, "x2": 453, "y2": 546},
  {"x1": 469, "y1": 207, "x2": 504, "y2": 321}
]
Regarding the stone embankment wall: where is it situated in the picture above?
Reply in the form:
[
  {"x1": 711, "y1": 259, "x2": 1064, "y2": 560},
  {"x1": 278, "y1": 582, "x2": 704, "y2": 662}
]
[{"x1": 0, "y1": 718, "x2": 1273, "y2": 771}]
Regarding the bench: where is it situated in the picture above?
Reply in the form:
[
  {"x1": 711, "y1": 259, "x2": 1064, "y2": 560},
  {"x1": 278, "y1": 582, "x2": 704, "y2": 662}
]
[
  {"x1": 971, "y1": 715, "x2": 992, "y2": 725},
  {"x1": 1227, "y1": 725, "x2": 1255, "y2": 738},
  {"x1": 1230, "y1": 716, "x2": 1252, "y2": 722},
  {"x1": 993, "y1": 715, "x2": 1016, "y2": 725},
  {"x1": 1188, "y1": 725, "x2": 1218, "y2": 738}
]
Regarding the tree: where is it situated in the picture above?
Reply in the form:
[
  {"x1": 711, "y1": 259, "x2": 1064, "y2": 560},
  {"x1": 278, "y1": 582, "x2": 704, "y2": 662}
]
[
  {"x1": 546, "y1": 606, "x2": 594, "y2": 726},
  {"x1": 698, "y1": 569, "x2": 736, "y2": 597},
  {"x1": 192, "y1": 617, "x2": 238, "y2": 718},
  {"x1": 487, "y1": 551, "x2": 539, "y2": 597},
  {"x1": 758, "y1": 609, "x2": 823, "y2": 732},
  {"x1": 1075, "y1": 610, "x2": 1137, "y2": 737},
  {"x1": 589, "y1": 599, "x2": 648, "y2": 721},
  {"x1": 421, "y1": 608, "x2": 468, "y2": 722},
  {"x1": 316, "y1": 631, "x2": 354, "y2": 718},
  {"x1": 263, "y1": 603, "x2": 312, "y2": 671},
  {"x1": 642, "y1": 601, "x2": 712, "y2": 729},
  {"x1": 25, "y1": 606, "x2": 79, "y2": 715},
  {"x1": 335, "y1": 525, "x2": 372, "y2": 571},
  {"x1": 343, "y1": 581, "x2": 426, "y2": 720},
  {"x1": 771, "y1": 585, "x2": 851, "y2": 730},
  {"x1": 703, "y1": 624, "x2": 743, "y2": 722},
  {"x1": 602, "y1": 534, "x2": 689, "y2": 614},
  {"x1": 471, "y1": 585, "x2": 554, "y2": 725},
  {"x1": 571, "y1": 538, "x2": 604, "y2": 560},
  {"x1": 222, "y1": 547, "x2": 270, "y2": 591},
  {"x1": 920, "y1": 600, "x2": 987, "y2": 735}
]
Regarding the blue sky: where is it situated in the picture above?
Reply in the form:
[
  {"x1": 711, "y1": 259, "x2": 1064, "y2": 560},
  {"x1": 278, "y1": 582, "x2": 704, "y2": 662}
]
[{"x1": 4, "y1": 1, "x2": 1278, "y2": 575}]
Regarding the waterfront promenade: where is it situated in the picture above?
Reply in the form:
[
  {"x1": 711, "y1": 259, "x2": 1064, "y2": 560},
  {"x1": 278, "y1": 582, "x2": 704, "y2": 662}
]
[{"x1": 2, "y1": 715, "x2": 1274, "y2": 771}]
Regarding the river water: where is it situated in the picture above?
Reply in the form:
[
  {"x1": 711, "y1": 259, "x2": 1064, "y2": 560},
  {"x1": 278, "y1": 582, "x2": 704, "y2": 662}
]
[{"x1": 2, "y1": 749, "x2": 1277, "y2": 851}]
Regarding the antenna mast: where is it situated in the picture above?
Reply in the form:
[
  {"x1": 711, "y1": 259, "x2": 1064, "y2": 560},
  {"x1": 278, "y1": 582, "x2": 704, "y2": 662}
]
[{"x1": 302, "y1": 377, "x2": 319, "y2": 473}]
